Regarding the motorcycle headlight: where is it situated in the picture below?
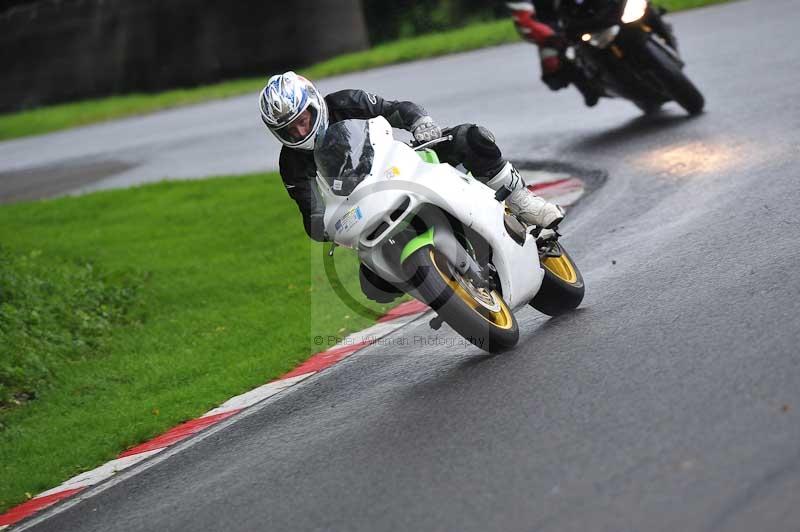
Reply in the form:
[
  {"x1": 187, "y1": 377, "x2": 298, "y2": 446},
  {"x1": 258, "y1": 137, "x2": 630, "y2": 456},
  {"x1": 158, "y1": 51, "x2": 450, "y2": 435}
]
[
  {"x1": 581, "y1": 26, "x2": 620, "y2": 48},
  {"x1": 621, "y1": 0, "x2": 648, "y2": 23}
]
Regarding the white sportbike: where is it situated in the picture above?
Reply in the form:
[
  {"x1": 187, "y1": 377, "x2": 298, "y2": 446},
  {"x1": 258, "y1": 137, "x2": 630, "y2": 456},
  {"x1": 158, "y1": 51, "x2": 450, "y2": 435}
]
[{"x1": 316, "y1": 117, "x2": 584, "y2": 353}]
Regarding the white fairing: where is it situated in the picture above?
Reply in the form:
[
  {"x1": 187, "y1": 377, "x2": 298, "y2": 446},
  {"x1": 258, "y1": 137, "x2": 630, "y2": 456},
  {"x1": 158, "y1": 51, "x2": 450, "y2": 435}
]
[{"x1": 316, "y1": 117, "x2": 544, "y2": 310}]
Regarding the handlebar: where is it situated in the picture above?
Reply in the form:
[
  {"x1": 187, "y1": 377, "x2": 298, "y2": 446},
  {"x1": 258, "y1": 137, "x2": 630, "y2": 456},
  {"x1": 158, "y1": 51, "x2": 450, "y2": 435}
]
[{"x1": 408, "y1": 135, "x2": 453, "y2": 151}]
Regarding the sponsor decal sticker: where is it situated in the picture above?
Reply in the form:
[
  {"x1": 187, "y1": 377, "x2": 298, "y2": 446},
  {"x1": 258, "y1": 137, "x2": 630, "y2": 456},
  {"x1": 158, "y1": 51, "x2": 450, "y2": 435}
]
[{"x1": 335, "y1": 206, "x2": 363, "y2": 233}]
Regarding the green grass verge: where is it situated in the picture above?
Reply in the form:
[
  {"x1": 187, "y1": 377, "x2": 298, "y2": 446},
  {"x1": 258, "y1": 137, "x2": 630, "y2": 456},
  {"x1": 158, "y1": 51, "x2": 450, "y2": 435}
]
[
  {"x1": 0, "y1": 247, "x2": 144, "y2": 405},
  {"x1": 0, "y1": 173, "x2": 397, "y2": 512},
  {"x1": 0, "y1": 0, "x2": 730, "y2": 141}
]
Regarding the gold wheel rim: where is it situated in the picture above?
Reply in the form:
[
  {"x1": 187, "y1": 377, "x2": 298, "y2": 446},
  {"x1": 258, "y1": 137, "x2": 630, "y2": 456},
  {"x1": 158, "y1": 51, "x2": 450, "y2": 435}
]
[
  {"x1": 541, "y1": 250, "x2": 578, "y2": 284},
  {"x1": 429, "y1": 249, "x2": 514, "y2": 330}
]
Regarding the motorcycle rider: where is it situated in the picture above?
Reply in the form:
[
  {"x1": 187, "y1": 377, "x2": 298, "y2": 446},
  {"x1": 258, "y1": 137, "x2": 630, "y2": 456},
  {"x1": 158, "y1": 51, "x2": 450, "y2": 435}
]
[
  {"x1": 506, "y1": 1, "x2": 677, "y2": 106},
  {"x1": 259, "y1": 71, "x2": 565, "y2": 302}
]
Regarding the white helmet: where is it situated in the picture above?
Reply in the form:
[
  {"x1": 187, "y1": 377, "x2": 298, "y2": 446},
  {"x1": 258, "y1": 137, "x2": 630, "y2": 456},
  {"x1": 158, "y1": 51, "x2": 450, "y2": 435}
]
[{"x1": 259, "y1": 71, "x2": 329, "y2": 151}]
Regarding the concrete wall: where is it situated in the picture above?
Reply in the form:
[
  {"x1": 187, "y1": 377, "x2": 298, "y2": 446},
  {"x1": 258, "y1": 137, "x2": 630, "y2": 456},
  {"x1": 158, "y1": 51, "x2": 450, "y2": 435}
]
[{"x1": 0, "y1": 0, "x2": 369, "y2": 112}]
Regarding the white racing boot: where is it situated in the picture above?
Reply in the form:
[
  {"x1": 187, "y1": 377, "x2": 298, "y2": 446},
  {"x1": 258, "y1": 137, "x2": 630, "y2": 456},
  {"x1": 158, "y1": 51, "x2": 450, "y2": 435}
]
[
  {"x1": 506, "y1": 188, "x2": 565, "y2": 229},
  {"x1": 485, "y1": 162, "x2": 565, "y2": 229}
]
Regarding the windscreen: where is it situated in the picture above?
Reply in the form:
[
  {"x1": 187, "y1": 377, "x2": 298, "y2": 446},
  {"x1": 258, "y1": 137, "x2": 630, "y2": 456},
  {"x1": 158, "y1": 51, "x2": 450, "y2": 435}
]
[{"x1": 314, "y1": 119, "x2": 375, "y2": 196}]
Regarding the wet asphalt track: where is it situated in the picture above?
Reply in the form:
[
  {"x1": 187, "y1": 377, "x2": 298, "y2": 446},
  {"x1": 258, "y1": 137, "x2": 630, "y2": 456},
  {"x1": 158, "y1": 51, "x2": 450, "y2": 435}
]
[{"x1": 7, "y1": 0, "x2": 800, "y2": 530}]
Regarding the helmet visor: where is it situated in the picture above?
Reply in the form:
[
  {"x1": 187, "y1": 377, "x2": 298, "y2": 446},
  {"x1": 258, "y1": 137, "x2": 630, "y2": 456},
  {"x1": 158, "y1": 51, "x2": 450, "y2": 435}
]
[{"x1": 273, "y1": 106, "x2": 319, "y2": 145}]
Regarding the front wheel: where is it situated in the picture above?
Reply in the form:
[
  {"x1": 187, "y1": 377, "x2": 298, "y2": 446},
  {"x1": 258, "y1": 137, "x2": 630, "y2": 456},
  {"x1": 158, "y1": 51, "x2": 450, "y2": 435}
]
[
  {"x1": 530, "y1": 242, "x2": 585, "y2": 316},
  {"x1": 404, "y1": 247, "x2": 519, "y2": 353},
  {"x1": 643, "y1": 39, "x2": 705, "y2": 115},
  {"x1": 634, "y1": 98, "x2": 663, "y2": 115}
]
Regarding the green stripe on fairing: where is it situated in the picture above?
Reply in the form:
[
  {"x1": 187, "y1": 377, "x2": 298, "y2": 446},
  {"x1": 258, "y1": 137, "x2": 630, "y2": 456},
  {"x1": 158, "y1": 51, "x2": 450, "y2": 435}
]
[
  {"x1": 400, "y1": 227, "x2": 435, "y2": 264},
  {"x1": 399, "y1": 151, "x2": 438, "y2": 262},
  {"x1": 416, "y1": 149, "x2": 440, "y2": 164}
]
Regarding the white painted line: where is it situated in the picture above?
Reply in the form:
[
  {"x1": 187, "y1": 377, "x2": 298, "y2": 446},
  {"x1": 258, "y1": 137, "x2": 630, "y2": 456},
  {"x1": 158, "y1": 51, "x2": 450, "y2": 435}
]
[
  {"x1": 35, "y1": 449, "x2": 163, "y2": 498},
  {"x1": 202, "y1": 372, "x2": 316, "y2": 417}
]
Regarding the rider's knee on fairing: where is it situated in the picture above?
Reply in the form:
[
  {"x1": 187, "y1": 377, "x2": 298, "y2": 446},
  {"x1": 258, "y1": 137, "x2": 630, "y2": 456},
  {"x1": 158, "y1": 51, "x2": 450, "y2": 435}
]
[{"x1": 433, "y1": 124, "x2": 564, "y2": 230}]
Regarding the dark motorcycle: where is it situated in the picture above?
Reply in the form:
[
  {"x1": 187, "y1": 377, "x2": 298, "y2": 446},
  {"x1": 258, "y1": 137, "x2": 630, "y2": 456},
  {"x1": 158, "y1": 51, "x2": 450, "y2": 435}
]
[{"x1": 558, "y1": 0, "x2": 705, "y2": 115}]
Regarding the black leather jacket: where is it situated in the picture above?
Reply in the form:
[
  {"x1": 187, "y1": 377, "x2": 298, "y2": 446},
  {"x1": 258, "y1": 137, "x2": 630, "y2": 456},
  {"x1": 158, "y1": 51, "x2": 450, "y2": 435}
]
[{"x1": 278, "y1": 89, "x2": 427, "y2": 241}]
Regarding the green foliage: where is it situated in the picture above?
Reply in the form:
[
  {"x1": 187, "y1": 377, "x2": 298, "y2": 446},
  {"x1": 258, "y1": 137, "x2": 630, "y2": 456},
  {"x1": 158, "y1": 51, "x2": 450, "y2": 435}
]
[
  {"x1": 0, "y1": 248, "x2": 143, "y2": 406},
  {"x1": 362, "y1": 0, "x2": 505, "y2": 43},
  {"x1": 304, "y1": 19, "x2": 517, "y2": 77}
]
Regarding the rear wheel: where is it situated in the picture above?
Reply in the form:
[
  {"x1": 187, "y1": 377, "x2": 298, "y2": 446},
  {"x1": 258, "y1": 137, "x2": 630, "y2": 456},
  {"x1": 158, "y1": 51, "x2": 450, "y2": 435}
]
[
  {"x1": 405, "y1": 247, "x2": 519, "y2": 353},
  {"x1": 644, "y1": 38, "x2": 704, "y2": 115},
  {"x1": 530, "y1": 242, "x2": 585, "y2": 316}
]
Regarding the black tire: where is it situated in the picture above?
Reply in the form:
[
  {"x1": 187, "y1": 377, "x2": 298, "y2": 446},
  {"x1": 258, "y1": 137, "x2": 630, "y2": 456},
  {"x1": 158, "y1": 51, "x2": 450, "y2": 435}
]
[
  {"x1": 634, "y1": 99, "x2": 663, "y2": 115},
  {"x1": 404, "y1": 247, "x2": 519, "y2": 353},
  {"x1": 530, "y1": 242, "x2": 585, "y2": 317},
  {"x1": 644, "y1": 38, "x2": 704, "y2": 115},
  {"x1": 359, "y1": 263, "x2": 402, "y2": 303}
]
